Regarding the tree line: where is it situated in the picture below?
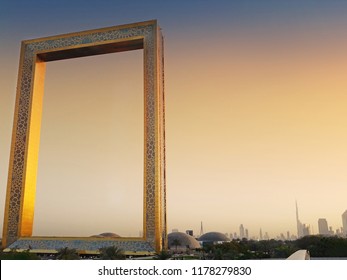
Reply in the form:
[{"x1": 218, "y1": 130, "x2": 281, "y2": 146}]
[
  {"x1": 1, "y1": 235, "x2": 346, "y2": 260},
  {"x1": 199, "y1": 235, "x2": 347, "y2": 259}
]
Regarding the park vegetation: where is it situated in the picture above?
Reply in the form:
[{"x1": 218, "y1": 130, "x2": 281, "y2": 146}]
[
  {"x1": 1, "y1": 236, "x2": 346, "y2": 260},
  {"x1": 198, "y1": 235, "x2": 347, "y2": 259}
]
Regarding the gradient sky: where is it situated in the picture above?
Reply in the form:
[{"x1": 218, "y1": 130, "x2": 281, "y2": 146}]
[{"x1": 1, "y1": 0, "x2": 347, "y2": 239}]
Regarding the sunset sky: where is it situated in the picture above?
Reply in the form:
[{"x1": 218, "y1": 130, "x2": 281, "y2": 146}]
[{"x1": 1, "y1": 0, "x2": 347, "y2": 239}]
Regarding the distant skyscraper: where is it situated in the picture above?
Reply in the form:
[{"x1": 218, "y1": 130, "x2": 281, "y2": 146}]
[
  {"x1": 245, "y1": 229, "x2": 249, "y2": 239},
  {"x1": 318, "y1": 218, "x2": 329, "y2": 235},
  {"x1": 200, "y1": 221, "x2": 204, "y2": 236},
  {"x1": 259, "y1": 228, "x2": 263, "y2": 240},
  {"x1": 296, "y1": 201, "x2": 304, "y2": 238},
  {"x1": 239, "y1": 224, "x2": 245, "y2": 239},
  {"x1": 328, "y1": 226, "x2": 334, "y2": 235},
  {"x1": 302, "y1": 224, "x2": 310, "y2": 236},
  {"x1": 342, "y1": 210, "x2": 347, "y2": 235}
]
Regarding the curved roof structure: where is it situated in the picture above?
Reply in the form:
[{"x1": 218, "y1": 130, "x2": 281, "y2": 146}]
[
  {"x1": 168, "y1": 232, "x2": 201, "y2": 250},
  {"x1": 90, "y1": 232, "x2": 121, "y2": 238},
  {"x1": 198, "y1": 232, "x2": 230, "y2": 242},
  {"x1": 287, "y1": 250, "x2": 310, "y2": 260}
]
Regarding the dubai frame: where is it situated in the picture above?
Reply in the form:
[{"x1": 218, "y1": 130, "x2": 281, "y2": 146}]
[{"x1": 2, "y1": 20, "x2": 167, "y2": 254}]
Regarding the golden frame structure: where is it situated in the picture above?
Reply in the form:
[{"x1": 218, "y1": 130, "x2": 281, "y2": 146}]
[{"x1": 2, "y1": 20, "x2": 167, "y2": 253}]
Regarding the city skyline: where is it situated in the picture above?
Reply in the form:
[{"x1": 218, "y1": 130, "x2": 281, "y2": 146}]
[
  {"x1": 170, "y1": 205, "x2": 347, "y2": 240},
  {"x1": 1, "y1": 1, "x2": 347, "y2": 238}
]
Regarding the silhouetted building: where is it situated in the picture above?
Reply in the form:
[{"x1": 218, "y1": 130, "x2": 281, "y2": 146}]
[
  {"x1": 329, "y1": 226, "x2": 334, "y2": 236},
  {"x1": 239, "y1": 224, "x2": 245, "y2": 239},
  {"x1": 186, "y1": 230, "x2": 193, "y2": 236},
  {"x1": 302, "y1": 224, "x2": 310, "y2": 236},
  {"x1": 200, "y1": 221, "x2": 204, "y2": 236},
  {"x1": 296, "y1": 201, "x2": 304, "y2": 238},
  {"x1": 342, "y1": 210, "x2": 347, "y2": 235},
  {"x1": 318, "y1": 218, "x2": 329, "y2": 235}
]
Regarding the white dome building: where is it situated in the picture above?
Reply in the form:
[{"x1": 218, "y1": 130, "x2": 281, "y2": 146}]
[{"x1": 168, "y1": 232, "x2": 201, "y2": 252}]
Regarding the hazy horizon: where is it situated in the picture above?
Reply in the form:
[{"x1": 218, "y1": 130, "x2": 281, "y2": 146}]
[{"x1": 1, "y1": 0, "x2": 347, "y2": 239}]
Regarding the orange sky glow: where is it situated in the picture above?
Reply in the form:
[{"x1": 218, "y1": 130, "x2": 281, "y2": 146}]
[{"x1": 1, "y1": 1, "x2": 347, "y2": 239}]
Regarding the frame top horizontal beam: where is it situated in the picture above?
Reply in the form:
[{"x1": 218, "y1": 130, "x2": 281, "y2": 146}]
[{"x1": 37, "y1": 38, "x2": 144, "y2": 62}]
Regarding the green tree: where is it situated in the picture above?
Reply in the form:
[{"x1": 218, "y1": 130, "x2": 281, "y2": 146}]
[
  {"x1": 296, "y1": 235, "x2": 347, "y2": 257},
  {"x1": 155, "y1": 250, "x2": 172, "y2": 260},
  {"x1": 170, "y1": 239, "x2": 181, "y2": 252},
  {"x1": 99, "y1": 246, "x2": 126, "y2": 260},
  {"x1": 56, "y1": 247, "x2": 80, "y2": 260},
  {"x1": 0, "y1": 248, "x2": 40, "y2": 260}
]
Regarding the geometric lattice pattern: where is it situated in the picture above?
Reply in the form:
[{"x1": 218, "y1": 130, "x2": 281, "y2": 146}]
[
  {"x1": 7, "y1": 237, "x2": 155, "y2": 255},
  {"x1": 2, "y1": 20, "x2": 167, "y2": 253}
]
